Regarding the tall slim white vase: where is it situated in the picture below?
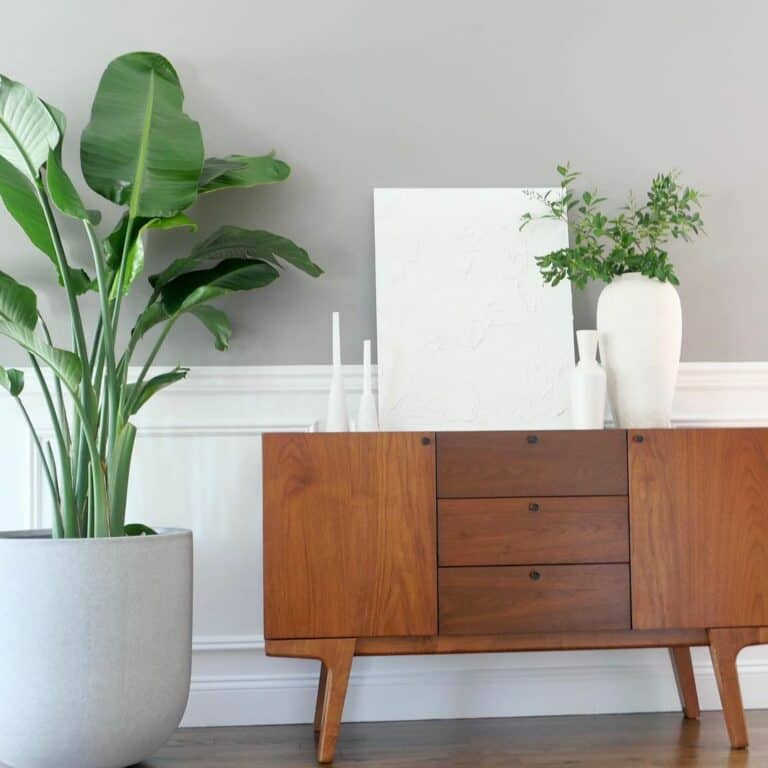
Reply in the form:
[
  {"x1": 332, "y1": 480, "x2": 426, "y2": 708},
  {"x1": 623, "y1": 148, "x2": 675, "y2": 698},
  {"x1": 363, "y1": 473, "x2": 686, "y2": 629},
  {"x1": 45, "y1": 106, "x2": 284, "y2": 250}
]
[
  {"x1": 356, "y1": 339, "x2": 379, "y2": 431},
  {"x1": 571, "y1": 330, "x2": 607, "y2": 429},
  {"x1": 325, "y1": 312, "x2": 349, "y2": 432},
  {"x1": 596, "y1": 272, "x2": 682, "y2": 428}
]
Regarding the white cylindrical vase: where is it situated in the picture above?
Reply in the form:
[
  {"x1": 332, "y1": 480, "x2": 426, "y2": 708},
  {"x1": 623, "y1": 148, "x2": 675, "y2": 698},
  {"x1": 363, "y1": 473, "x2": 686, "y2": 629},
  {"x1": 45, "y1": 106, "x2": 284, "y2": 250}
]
[
  {"x1": 596, "y1": 272, "x2": 682, "y2": 428},
  {"x1": 356, "y1": 339, "x2": 379, "y2": 432},
  {"x1": 571, "y1": 330, "x2": 607, "y2": 429},
  {"x1": 325, "y1": 311, "x2": 349, "y2": 432},
  {"x1": 0, "y1": 528, "x2": 192, "y2": 768}
]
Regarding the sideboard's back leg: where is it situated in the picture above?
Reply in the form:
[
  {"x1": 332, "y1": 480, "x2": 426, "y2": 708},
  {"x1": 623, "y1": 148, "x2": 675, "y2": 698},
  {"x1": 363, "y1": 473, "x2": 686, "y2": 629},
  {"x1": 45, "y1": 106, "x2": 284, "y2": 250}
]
[
  {"x1": 708, "y1": 628, "x2": 766, "y2": 749},
  {"x1": 668, "y1": 646, "x2": 700, "y2": 719}
]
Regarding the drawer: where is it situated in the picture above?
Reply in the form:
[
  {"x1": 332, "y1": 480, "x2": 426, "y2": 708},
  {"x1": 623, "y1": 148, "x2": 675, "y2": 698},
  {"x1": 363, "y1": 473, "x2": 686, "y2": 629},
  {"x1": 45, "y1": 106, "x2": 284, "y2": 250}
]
[
  {"x1": 438, "y1": 497, "x2": 629, "y2": 566},
  {"x1": 439, "y1": 564, "x2": 631, "y2": 635},
  {"x1": 436, "y1": 430, "x2": 628, "y2": 498}
]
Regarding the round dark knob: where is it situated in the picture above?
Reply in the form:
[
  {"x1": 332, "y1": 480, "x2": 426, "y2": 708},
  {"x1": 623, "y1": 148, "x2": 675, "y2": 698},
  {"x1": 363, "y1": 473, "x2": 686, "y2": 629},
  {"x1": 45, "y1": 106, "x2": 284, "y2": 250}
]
[
  {"x1": 528, "y1": 502, "x2": 540, "y2": 512},
  {"x1": 633, "y1": 434, "x2": 645, "y2": 443},
  {"x1": 529, "y1": 570, "x2": 541, "y2": 581},
  {"x1": 527, "y1": 435, "x2": 538, "y2": 445},
  {"x1": 421, "y1": 436, "x2": 431, "y2": 446}
]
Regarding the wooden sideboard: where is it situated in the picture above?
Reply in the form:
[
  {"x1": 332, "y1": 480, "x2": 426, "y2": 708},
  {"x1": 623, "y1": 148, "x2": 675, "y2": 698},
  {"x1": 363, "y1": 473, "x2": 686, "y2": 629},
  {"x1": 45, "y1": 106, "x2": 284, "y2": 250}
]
[{"x1": 263, "y1": 429, "x2": 768, "y2": 763}]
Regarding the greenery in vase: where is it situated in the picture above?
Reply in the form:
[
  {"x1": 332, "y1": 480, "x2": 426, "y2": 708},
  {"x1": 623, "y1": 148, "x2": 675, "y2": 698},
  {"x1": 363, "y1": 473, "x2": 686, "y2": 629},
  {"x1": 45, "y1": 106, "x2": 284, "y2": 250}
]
[
  {"x1": 520, "y1": 164, "x2": 705, "y2": 288},
  {"x1": 0, "y1": 52, "x2": 322, "y2": 538}
]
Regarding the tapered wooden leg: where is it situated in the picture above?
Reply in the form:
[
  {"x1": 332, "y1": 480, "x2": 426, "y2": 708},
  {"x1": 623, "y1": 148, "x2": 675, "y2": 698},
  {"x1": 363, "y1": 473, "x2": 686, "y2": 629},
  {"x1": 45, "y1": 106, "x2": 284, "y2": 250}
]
[
  {"x1": 668, "y1": 646, "x2": 700, "y2": 719},
  {"x1": 314, "y1": 662, "x2": 328, "y2": 733},
  {"x1": 708, "y1": 628, "x2": 766, "y2": 749},
  {"x1": 315, "y1": 640, "x2": 355, "y2": 763},
  {"x1": 266, "y1": 638, "x2": 356, "y2": 764}
]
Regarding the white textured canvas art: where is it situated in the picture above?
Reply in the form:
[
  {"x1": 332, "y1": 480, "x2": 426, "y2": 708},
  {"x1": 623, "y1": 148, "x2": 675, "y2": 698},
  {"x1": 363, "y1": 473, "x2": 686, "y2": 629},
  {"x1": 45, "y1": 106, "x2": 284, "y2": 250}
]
[{"x1": 374, "y1": 188, "x2": 574, "y2": 430}]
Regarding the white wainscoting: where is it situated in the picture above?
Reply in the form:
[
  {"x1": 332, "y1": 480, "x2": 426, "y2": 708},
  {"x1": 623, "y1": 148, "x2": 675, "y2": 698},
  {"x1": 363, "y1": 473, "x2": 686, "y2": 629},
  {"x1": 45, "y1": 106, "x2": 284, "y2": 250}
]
[{"x1": 1, "y1": 362, "x2": 768, "y2": 727}]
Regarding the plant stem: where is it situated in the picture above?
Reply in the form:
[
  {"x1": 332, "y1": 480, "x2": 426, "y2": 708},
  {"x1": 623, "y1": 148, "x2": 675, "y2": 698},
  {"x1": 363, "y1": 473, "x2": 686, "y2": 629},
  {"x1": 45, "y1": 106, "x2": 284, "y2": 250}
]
[
  {"x1": 67, "y1": 390, "x2": 110, "y2": 537},
  {"x1": 36, "y1": 190, "x2": 91, "y2": 380},
  {"x1": 85, "y1": 221, "x2": 119, "y2": 453},
  {"x1": 14, "y1": 397, "x2": 62, "y2": 534},
  {"x1": 126, "y1": 317, "x2": 177, "y2": 413},
  {"x1": 111, "y1": 217, "x2": 135, "y2": 336},
  {"x1": 28, "y1": 356, "x2": 77, "y2": 537},
  {"x1": 45, "y1": 442, "x2": 60, "y2": 498},
  {"x1": 37, "y1": 313, "x2": 70, "y2": 446}
]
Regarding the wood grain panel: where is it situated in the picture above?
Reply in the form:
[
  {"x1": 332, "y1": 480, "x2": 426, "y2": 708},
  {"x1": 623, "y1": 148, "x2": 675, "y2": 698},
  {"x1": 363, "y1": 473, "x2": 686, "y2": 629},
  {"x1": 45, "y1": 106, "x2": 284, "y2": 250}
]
[
  {"x1": 438, "y1": 564, "x2": 630, "y2": 635},
  {"x1": 263, "y1": 433, "x2": 437, "y2": 639},
  {"x1": 629, "y1": 428, "x2": 768, "y2": 629},
  {"x1": 436, "y1": 430, "x2": 628, "y2": 498},
  {"x1": 438, "y1": 496, "x2": 628, "y2": 566}
]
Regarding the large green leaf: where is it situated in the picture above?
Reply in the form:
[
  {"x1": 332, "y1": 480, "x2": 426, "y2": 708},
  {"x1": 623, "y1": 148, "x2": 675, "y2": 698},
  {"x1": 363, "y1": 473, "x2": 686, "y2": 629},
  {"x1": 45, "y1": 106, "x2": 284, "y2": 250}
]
[
  {"x1": 0, "y1": 76, "x2": 59, "y2": 179},
  {"x1": 160, "y1": 258, "x2": 279, "y2": 314},
  {"x1": 0, "y1": 156, "x2": 93, "y2": 295},
  {"x1": 81, "y1": 52, "x2": 204, "y2": 217},
  {"x1": 0, "y1": 155, "x2": 55, "y2": 258},
  {"x1": 105, "y1": 212, "x2": 197, "y2": 296},
  {"x1": 0, "y1": 270, "x2": 37, "y2": 329},
  {"x1": 0, "y1": 317, "x2": 81, "y2": 392},
  {"x1": 197, "y1": 157, "x2": 246, "y2": 188},
  {"x1": 46, "y1": 149, "x2": 100, "y2": 224},
  {"x1": 131, "y1": 301, "x2": 169, "y2": 341},
  {"x1": 124, "y1": 523, "x2": 157, "y2": 536},
  {"x1": 149, "y1": 226, "x2": 321, "y2": 289},
  {"x1": 198, "y1": 153, "x2": 290, "y2": 194},
  {"x1": 0, "y1": 366, "x2": 24, "y2": 396},
  {"x1": 131, "y1": 299, "x2": 231, "y2": 352},
  {"x1": 125, "y1": 366, "x2": 189, "y2": 415},
  {"x1": 187, "y1": 305, "x2": 231, "y2": 351}
]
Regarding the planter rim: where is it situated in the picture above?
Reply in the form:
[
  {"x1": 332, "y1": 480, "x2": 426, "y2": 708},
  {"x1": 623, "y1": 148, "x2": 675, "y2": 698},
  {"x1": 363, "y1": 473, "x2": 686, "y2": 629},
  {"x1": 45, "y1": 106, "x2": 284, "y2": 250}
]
[{"x1": 0, "y1": 527, "x2": 190, "y2": 543}]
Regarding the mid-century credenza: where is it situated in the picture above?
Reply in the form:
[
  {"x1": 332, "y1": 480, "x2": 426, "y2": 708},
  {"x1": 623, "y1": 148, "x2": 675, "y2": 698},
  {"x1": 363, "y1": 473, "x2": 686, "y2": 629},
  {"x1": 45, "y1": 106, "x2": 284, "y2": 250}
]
[{"x1": 263, "y1": 429, "x2": 768, "y2": 763}]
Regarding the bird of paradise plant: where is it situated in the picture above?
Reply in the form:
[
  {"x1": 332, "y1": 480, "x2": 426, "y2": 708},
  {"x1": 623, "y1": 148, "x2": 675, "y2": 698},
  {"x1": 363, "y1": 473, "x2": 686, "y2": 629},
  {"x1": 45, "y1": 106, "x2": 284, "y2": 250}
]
[{"x1": 0, "y1": 51, "x2": 322, "y2": 538}]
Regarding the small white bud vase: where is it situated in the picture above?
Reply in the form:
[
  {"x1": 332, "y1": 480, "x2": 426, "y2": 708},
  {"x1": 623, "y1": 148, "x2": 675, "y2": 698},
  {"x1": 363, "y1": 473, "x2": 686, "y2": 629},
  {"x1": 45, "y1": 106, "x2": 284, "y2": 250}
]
[
  {"x1": 356, "y1": 339, "x2": 379, "y2": 432},
  {"x1": 571, "y1": 330, "x2": 607, "y2": 429},
  {"x1": 325, "y1": 311, "x2": 349, "y2": 432}
]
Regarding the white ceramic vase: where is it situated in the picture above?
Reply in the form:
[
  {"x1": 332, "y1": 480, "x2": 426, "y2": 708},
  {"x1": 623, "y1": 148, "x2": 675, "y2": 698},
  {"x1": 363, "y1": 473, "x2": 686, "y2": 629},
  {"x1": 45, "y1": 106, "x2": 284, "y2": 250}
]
[
  {"x1": 356, "y1": 339, "x2": 379, "y2": 431},
  {"x1": 596, "y1": 272, "x2": 682, "y2": 428},
  {"x1": 325, "y1": 311, "x2": 349, "y2": 432},
  {"x1": 571, "y1": 330, "x2": 607, "y2": 429},
  {"x1": 0, "y1": 528, "x2": 193, "y2": 768}
]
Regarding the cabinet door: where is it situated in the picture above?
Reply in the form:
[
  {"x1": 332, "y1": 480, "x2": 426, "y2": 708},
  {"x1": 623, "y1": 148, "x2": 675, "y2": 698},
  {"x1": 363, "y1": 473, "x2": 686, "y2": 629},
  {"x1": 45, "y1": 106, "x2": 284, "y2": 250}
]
[
  {"x1": 630, "y1": 428, "x2": 768, "y2": 629},
  {"x1": 263, "y1": 432, "x2": 437, "y2": 639}
]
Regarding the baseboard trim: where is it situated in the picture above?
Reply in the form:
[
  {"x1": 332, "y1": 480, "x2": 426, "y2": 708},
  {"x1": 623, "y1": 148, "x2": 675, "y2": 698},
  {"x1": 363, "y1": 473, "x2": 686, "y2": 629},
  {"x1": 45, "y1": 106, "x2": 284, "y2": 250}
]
[{"x1": 183, "y1": 656, "x2": 768, "y2": 727}]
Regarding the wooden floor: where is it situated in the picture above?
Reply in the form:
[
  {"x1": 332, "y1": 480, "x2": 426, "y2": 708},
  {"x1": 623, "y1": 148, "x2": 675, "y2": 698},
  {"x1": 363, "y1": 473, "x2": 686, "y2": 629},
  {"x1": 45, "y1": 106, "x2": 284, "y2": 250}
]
[{"x1": 140, "y1": 711, "x2": 768, "y2": 767}]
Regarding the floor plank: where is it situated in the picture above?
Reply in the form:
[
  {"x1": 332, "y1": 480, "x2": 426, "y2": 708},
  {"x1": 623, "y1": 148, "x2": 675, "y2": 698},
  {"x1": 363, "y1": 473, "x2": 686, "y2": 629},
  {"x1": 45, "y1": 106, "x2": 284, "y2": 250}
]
[{"x1": 140, "y1": 710, "x2": 768, "y2": 767}]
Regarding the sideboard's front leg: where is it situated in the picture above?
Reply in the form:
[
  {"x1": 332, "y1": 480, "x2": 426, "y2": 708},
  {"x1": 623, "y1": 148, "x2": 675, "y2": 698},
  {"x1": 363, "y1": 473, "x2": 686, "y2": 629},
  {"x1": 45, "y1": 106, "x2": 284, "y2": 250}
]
[
  {"x1": 668, "y1": 646, "x2": 700, "y2": 719},
  {"x1": 315, "y1": 640, "x2": 355, "y2": 763},
  {"x1": 314, "y1": 662, "x2": 328, "y2": 733},
  {"x1": 708, "y1": 628, "x2": 767, "y2": 749},
  {"x1": 266, "y1": 637, "x2": 356, "y2": 764}
]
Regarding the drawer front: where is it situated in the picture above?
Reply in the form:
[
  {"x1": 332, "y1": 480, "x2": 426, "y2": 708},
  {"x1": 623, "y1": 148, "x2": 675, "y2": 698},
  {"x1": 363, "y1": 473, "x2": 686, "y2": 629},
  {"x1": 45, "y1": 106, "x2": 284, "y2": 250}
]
[
  {"x1": 438, "y1": 497, "x2": 629, "y2": 566},
  {"x1": 436, "y1": 430, "x2": 628, "y2": 498},
  {"x1": 439, "y1": 564, "x2": 631, "y2": 635}
]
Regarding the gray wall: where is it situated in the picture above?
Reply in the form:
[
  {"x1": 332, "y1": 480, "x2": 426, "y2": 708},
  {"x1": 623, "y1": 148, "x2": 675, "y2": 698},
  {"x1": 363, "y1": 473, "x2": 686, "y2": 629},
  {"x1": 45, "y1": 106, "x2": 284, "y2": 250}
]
[{"x1": 2, "y1": 0, "x2": 765, "y2": 365}]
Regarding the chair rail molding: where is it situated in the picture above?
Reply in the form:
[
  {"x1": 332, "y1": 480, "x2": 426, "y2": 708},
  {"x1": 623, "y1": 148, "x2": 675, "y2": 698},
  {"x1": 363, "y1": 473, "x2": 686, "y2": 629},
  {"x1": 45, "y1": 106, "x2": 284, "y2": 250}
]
[{"x1": 1, "y1": 362, "x2": 768, "y2": 727}]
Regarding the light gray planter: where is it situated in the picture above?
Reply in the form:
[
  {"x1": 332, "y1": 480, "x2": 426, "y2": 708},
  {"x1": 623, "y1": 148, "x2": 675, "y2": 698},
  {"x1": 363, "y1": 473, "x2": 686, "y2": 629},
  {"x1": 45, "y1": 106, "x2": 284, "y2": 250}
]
[{"x1": 0, "y1": 528, "x2": 193, "y2": 768}]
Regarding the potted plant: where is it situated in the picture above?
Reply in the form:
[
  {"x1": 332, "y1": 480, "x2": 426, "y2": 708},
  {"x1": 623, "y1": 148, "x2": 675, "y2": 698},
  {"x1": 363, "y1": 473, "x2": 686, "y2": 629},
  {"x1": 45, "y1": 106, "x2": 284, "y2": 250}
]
[
  {"x1": 0, "y1": 52, "x2": 322, "y2": 768},
  {"x1": 521, "y1": 165, "x2": 704, "y2": 427}
]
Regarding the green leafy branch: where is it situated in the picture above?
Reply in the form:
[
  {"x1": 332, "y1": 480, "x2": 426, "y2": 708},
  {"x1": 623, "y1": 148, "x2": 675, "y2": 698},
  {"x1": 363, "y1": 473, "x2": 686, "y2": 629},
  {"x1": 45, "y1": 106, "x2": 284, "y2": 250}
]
[{"x1": 520, "y1": 163, "x2": 705, "y2": 289}]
